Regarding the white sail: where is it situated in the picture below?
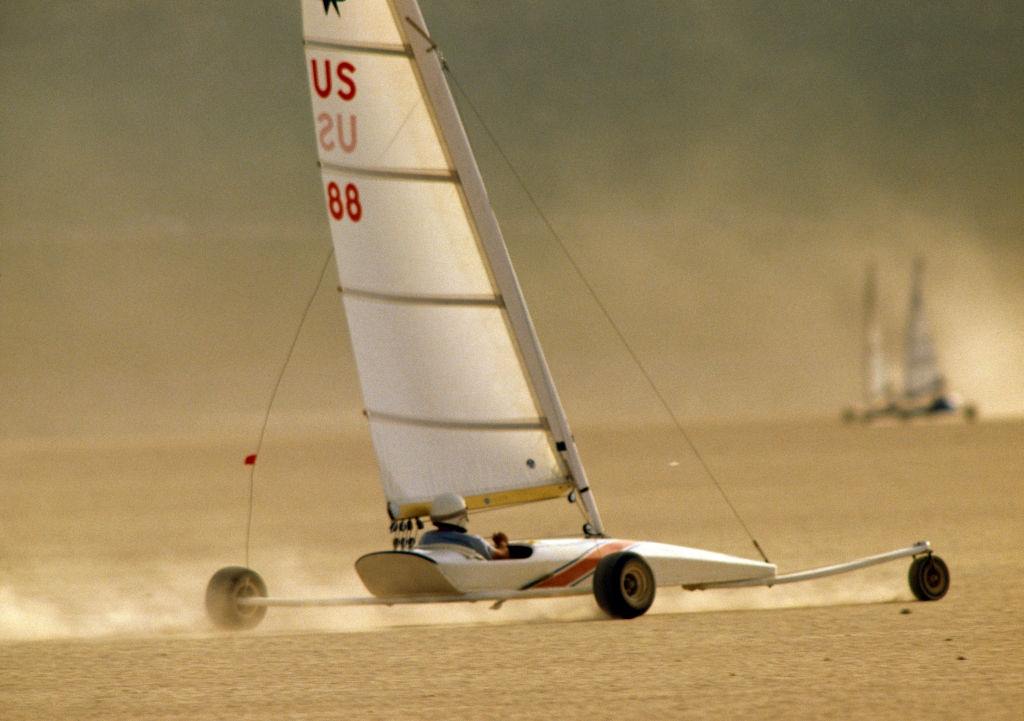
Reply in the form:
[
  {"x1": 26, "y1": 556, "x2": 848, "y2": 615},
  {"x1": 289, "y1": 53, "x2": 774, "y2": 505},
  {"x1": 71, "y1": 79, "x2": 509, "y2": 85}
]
[
  {"x1": 903, "y1": 258, "x2": 943, "y2": 400},
  {"x1": 300, "y1": 0, "x2": 600, "y2": 528},
  {"x1": 863, "y1": 263, "x2": 889, "y2": 406}
]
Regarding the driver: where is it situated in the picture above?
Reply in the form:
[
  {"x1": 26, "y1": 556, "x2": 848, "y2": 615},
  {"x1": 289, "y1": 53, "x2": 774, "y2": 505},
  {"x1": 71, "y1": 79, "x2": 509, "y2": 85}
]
[{"x1": 416, "y1": 493, "x2": 510, "y2": 560}]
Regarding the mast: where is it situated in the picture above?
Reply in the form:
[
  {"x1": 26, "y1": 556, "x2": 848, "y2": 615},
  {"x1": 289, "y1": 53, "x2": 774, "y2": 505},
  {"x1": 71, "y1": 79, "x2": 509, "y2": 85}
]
[{"x1": 392, "y1": 0, "x2": 604, "y2": 535}]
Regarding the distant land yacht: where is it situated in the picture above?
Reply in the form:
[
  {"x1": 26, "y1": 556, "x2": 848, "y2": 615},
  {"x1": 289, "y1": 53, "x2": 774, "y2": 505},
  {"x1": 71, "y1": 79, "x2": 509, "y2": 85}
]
[{"x1": 843, "y1": 259, "x2": 976, "y2": 423}]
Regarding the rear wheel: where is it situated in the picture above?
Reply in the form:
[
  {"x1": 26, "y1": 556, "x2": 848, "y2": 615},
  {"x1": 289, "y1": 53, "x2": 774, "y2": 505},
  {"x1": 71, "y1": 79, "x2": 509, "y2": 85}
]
[
  {"x1": 593, "y1": 551, "x2": 656, "y2": 619},
  {"x1": 908, "y1": 555, "x2": 949, "y2": 601},
  {"x1": 206, "y1": 566, "x2": 268, "y2": 630}
]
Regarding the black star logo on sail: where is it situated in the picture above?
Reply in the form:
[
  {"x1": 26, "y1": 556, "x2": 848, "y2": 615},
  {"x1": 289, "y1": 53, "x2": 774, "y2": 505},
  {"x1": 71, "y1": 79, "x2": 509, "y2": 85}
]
[{"x1": 322, "y1": 0, "x2": 344, "y2": 16}]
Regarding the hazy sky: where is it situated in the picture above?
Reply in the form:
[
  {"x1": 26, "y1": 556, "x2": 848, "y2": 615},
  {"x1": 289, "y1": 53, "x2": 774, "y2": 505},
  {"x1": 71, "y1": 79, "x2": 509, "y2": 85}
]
[{"x1": 2, "y1": 1, "x2": 1022, "y2": 443}]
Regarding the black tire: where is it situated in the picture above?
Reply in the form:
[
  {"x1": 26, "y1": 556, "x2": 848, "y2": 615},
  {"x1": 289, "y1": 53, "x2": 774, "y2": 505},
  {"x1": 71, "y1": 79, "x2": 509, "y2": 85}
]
[
  {"x1": 908, "y1": 555, "x2": 950, "y2": 601},
  {"x1": 593, "y1": 551, "x2": 656, "y2": 619},
  {"x1": 205, "y1": 566, "x2": 268, "y2": 630}
]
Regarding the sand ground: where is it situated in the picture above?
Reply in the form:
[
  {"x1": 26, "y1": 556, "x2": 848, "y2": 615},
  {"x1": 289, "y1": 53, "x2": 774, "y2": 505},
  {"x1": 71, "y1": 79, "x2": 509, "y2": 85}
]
[{"x1": 1, "y1": 419, "x2": 1021, "y2": 719}]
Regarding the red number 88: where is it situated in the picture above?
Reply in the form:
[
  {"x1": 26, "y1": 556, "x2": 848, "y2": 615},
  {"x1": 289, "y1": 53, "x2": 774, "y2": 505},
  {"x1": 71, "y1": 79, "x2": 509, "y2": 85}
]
[{"x1": 326, "y1": 181, "x2": 362, "y2": 222}]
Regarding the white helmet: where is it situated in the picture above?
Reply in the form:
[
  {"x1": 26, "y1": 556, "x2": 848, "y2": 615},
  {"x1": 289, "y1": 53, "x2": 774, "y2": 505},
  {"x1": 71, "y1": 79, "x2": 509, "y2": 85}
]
[{"x1": 430, "y1": 492, "x2": 469, "y2": 526}]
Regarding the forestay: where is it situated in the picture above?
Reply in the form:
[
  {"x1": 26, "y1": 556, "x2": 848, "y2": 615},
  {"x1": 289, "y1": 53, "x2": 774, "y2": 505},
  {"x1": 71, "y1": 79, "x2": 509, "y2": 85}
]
[{"x1": 300, "y1": 0, "x2": 600, "y2": 527}]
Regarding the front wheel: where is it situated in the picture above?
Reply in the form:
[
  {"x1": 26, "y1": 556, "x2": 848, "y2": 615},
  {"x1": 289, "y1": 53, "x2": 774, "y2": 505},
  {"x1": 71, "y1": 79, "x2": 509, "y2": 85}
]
[
  {"x1": 205, "y1": 566, "x2": 268, "y2": 629},
  {"x1": 908, "y1": 555, "x2": 949, "y2": 601},
  {"x1": 593, "y1": 551, "x2": 656, "y2": 619}
]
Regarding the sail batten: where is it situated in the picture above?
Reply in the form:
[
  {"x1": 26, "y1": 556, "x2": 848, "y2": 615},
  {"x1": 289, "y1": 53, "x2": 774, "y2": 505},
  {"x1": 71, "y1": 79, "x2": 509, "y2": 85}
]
[
  {"x1": 340, "y1": 287, "x2": 502, "y2": 307},
  {"x1": 366, "y1": 410, "x2": 547, "y2": 432},
  {"x1": 304, "y1": 39, "x2": 410, "y2": 56},
  {"x1": 320, "y1": 163, "x2": 457, "y2": 182}
]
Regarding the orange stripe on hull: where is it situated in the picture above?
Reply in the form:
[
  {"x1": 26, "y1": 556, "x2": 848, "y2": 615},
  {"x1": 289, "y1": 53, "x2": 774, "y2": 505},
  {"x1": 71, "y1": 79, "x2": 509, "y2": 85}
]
[{"x1": 529, "y1": 541, "x2": 636, "y2": 589}]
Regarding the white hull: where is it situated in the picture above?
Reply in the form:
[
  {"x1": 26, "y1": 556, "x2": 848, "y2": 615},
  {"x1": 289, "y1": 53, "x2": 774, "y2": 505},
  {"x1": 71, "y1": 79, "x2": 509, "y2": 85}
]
[
  {"x1": 221, "y1": 541, "x2": 942, "y2": 620},
  {"x1": 355, "y1": 538, "x2": 775, "y2": 597}
]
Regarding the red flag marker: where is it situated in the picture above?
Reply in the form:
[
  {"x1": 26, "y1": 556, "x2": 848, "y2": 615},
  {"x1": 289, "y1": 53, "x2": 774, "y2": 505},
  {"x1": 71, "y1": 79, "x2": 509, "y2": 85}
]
[{"x1": 244, "y1": 454, "x2": 257, "y2": 466}]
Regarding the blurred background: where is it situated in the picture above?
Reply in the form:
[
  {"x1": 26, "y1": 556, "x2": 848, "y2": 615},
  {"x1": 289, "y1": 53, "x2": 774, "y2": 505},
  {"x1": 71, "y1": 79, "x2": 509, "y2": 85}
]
[
  {"x1": 1, "y1": 2, "x2": 1022, "y2": 649},
  {"x1": 2, "y1": 0, "x2": 1022, "y2": 447}
]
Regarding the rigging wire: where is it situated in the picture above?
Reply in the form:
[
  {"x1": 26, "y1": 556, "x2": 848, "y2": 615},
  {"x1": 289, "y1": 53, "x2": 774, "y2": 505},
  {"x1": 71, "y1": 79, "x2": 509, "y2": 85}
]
[
  {"x1": 244, "y1": 248, "x2": 336, "y2": 567},
  {"x1": 441, "y1": 65, "x2": 771, "y2": 565}
]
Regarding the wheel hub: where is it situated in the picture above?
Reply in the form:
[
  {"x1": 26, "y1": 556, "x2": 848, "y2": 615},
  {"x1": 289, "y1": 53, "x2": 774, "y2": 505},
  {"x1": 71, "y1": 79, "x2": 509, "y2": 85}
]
[
  {"x1": 619, "y1": 561, "x2": 652, "y2": 608},
  {"x1": 623, "y1": 574, "x2": 638, "y2": 596},
  {"x1": 234, "y1": 578, "x2": 261, "y2": 617}
]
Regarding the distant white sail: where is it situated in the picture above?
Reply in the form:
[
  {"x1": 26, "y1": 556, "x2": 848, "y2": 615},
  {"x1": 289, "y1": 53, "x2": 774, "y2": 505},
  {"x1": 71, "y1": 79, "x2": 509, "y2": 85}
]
[
  {"x1": 300, "y1": 0, "x2": 597, "y2": 525},
  {"x1": 903, "y1": 259, "x2": 943, "y2": 400},
  {"x1": 863, "y1": 263, "x2": 889, "y2": 406}
]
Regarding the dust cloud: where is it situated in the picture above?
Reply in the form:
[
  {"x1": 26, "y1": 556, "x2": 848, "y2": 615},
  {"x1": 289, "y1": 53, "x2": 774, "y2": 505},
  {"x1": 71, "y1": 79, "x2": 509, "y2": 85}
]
[
  {"x1": 0, "y1": 564, "x2": 206, "y2": 641},
  {"x1": 0, "y1": 564, "x2": 907, "y2": 642}
]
